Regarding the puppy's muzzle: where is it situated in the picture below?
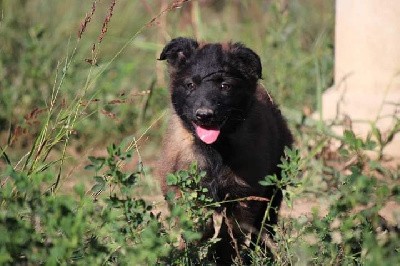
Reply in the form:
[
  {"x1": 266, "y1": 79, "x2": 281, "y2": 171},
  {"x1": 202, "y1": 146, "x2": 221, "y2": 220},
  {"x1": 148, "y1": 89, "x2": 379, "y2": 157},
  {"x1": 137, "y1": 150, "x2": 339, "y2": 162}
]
[{"x1": 195, "y1": 108, "x2": 215, "y2": 124}]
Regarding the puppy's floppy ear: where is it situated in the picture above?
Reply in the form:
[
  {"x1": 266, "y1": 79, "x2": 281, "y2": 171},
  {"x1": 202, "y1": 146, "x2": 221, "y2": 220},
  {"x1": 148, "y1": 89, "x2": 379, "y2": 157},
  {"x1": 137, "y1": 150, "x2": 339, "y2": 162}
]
[
  {"x1": 229, "y1": 43, "x2": 262, "y2": 81},
  {"x1": 159, "y1": 37, "x2": 199, "y2": 67}
]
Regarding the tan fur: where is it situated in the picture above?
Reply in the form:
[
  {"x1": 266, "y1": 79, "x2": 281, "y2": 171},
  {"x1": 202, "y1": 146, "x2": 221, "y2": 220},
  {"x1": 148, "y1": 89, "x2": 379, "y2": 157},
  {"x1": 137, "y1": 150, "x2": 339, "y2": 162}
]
[
  {"x1": 157, "y1": 111, "x2": 197, "y2": 194},
  {"x1": 197, "y1": 41, "x2": 207, "y2": 49},
  {"x1": 199, "y1": 41, "x2": 231, "y2": 52},
  {"x1": 220, "y1": 42, "x2": 231, "y2": 52}
]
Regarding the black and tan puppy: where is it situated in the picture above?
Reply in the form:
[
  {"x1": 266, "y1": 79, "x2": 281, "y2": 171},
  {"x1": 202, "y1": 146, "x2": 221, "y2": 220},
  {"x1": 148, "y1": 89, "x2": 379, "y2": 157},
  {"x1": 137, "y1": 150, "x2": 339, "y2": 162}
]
[{"x1": 157, "y1": 37, "x2": 293, "y2": 264}]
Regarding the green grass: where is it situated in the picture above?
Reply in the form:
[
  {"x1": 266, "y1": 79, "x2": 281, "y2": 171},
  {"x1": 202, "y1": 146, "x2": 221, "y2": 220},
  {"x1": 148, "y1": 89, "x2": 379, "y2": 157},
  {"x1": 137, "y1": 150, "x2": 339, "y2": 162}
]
[
  {"x1": 0, "y1": 0, "x2": 334, "y2": 150},
  {"x1": 1, "y1": 0, "x2": 399, "y2": 265}
]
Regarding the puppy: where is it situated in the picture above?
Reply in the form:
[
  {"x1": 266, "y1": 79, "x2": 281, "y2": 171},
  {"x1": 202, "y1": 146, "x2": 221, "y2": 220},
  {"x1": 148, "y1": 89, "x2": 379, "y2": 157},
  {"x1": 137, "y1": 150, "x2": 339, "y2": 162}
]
[{"x1": 157, "y1": 37, "x2": 293, "y2": 264}]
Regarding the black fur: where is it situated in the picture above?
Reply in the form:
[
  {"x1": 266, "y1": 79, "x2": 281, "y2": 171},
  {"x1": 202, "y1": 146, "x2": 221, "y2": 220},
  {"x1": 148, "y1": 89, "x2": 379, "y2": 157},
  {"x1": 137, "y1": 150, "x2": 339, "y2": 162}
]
[{"x1": 158, "y1": 37, "x2": 293, "y2": 264}]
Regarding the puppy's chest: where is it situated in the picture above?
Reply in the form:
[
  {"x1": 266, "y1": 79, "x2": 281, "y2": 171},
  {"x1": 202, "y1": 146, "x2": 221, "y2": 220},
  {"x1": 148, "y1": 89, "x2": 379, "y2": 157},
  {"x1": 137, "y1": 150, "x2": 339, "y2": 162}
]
[{"x1": 192, "y1": 144, "x2": 263, "y2": 201}]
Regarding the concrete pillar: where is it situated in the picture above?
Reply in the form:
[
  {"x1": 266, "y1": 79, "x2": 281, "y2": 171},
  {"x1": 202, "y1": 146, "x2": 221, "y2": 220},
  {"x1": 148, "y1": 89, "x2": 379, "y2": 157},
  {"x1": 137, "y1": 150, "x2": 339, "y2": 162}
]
[{"x1": 322, "y1": 0, "x2": 400, "y2": 159}]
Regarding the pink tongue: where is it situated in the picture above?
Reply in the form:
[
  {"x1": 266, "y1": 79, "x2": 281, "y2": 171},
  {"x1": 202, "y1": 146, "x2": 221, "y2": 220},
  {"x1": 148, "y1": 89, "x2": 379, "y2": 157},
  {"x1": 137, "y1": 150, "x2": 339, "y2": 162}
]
[{"x1": 195, "y1": 125, "x2": 220, "y2": 144}]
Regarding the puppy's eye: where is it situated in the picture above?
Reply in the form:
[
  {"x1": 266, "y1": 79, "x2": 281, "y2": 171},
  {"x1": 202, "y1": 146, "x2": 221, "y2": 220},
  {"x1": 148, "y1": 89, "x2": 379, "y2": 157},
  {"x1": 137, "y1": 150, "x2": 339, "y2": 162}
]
[
  {"x1": 221, "y1": 83, "x2": 231, "y2": 90},
  {"x1": 186, "y1": 82, "x2": 195, "y2": 90}
]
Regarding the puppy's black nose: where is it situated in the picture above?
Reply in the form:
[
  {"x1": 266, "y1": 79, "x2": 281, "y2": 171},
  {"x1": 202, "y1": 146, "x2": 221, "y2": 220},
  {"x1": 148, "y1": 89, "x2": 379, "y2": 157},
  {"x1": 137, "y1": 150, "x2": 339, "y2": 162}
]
[{"x1": 195, "y1": 108, "x2": 214, "y2": 123}]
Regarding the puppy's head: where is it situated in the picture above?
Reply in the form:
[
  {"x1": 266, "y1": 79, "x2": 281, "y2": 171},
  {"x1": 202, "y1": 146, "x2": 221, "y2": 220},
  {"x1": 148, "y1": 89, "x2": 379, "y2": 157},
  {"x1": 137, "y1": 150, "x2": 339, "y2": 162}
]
[{"x1": 159, "y1": 37, "x2": 262, "y2": 144}]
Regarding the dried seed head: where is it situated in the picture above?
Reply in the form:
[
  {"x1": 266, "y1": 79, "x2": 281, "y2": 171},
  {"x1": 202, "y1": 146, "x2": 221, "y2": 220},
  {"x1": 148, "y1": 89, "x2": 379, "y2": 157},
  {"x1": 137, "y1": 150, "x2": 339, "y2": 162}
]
[
  {"x1": 78, "y1": 0, "x2": 97, "y2": 39},
  {"x1": 98, "y1": 0, "x2": 116, "y2": 43}
]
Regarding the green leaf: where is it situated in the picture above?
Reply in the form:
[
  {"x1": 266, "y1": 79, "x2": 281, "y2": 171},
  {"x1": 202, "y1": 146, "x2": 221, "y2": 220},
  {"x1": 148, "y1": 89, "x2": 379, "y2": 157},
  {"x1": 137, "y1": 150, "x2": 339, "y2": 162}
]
[
  {"x1": 344, "y1": 130, "x2": 356, "y2": 143},
  {"x1": 88, "y1": 156, "x2": 105, "y2": 164},
  {"x1": 259, "y1": 180, "x2": 273, "y2": 186},
  {"x1": 339, "y1": 148, "x2": 349, "y2": 157},
  {"x1": 179, "y1": 170, "x2": 189, "y2": 180},
  {"x1": 73, "y1": 183, "x2": 85, "y2": 198},
  {"x1": 190, "y1": 191, "x2": 197, "y2": 199},
  {"x1": 259, "y1": 175, "x2": 277, "y2": 186},
  {"x1": 371, "y1": 124, "x2": 382, "y2": 144},
  {"x1": 0, "y1": 247, "x2": 12, "y2": 264},
  {"x1": 91, "y1": 182, "x2": 105, "y2": 194},
  {"x1": 165, "y1": 191, "x2": 176, "y2": 202},
  {"x1": 364, "y1": 139, "x2": 377, "y2": 150},
  {"x1": 94, "y1": 175, "x2": 105, "y2": 183},
  {"x1": 166, "y1": 174, "x2": 178, "y2": 185},
  {"x1": 84, "y1": 164, "x2": 95, "y2": 170}
]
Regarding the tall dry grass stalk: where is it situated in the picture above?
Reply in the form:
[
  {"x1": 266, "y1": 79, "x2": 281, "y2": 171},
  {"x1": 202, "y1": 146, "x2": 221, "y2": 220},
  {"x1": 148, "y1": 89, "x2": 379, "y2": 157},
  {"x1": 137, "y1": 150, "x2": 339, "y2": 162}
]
[
  {"x1": 13, "y1": 0, "x2": 193, "y2": 192},
  {"x1": 98, "y1": 0, "x2": 116, "y2": 43},
  {"x1": 78, "y1": 0, "x2": 97, "y2": 39}
]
